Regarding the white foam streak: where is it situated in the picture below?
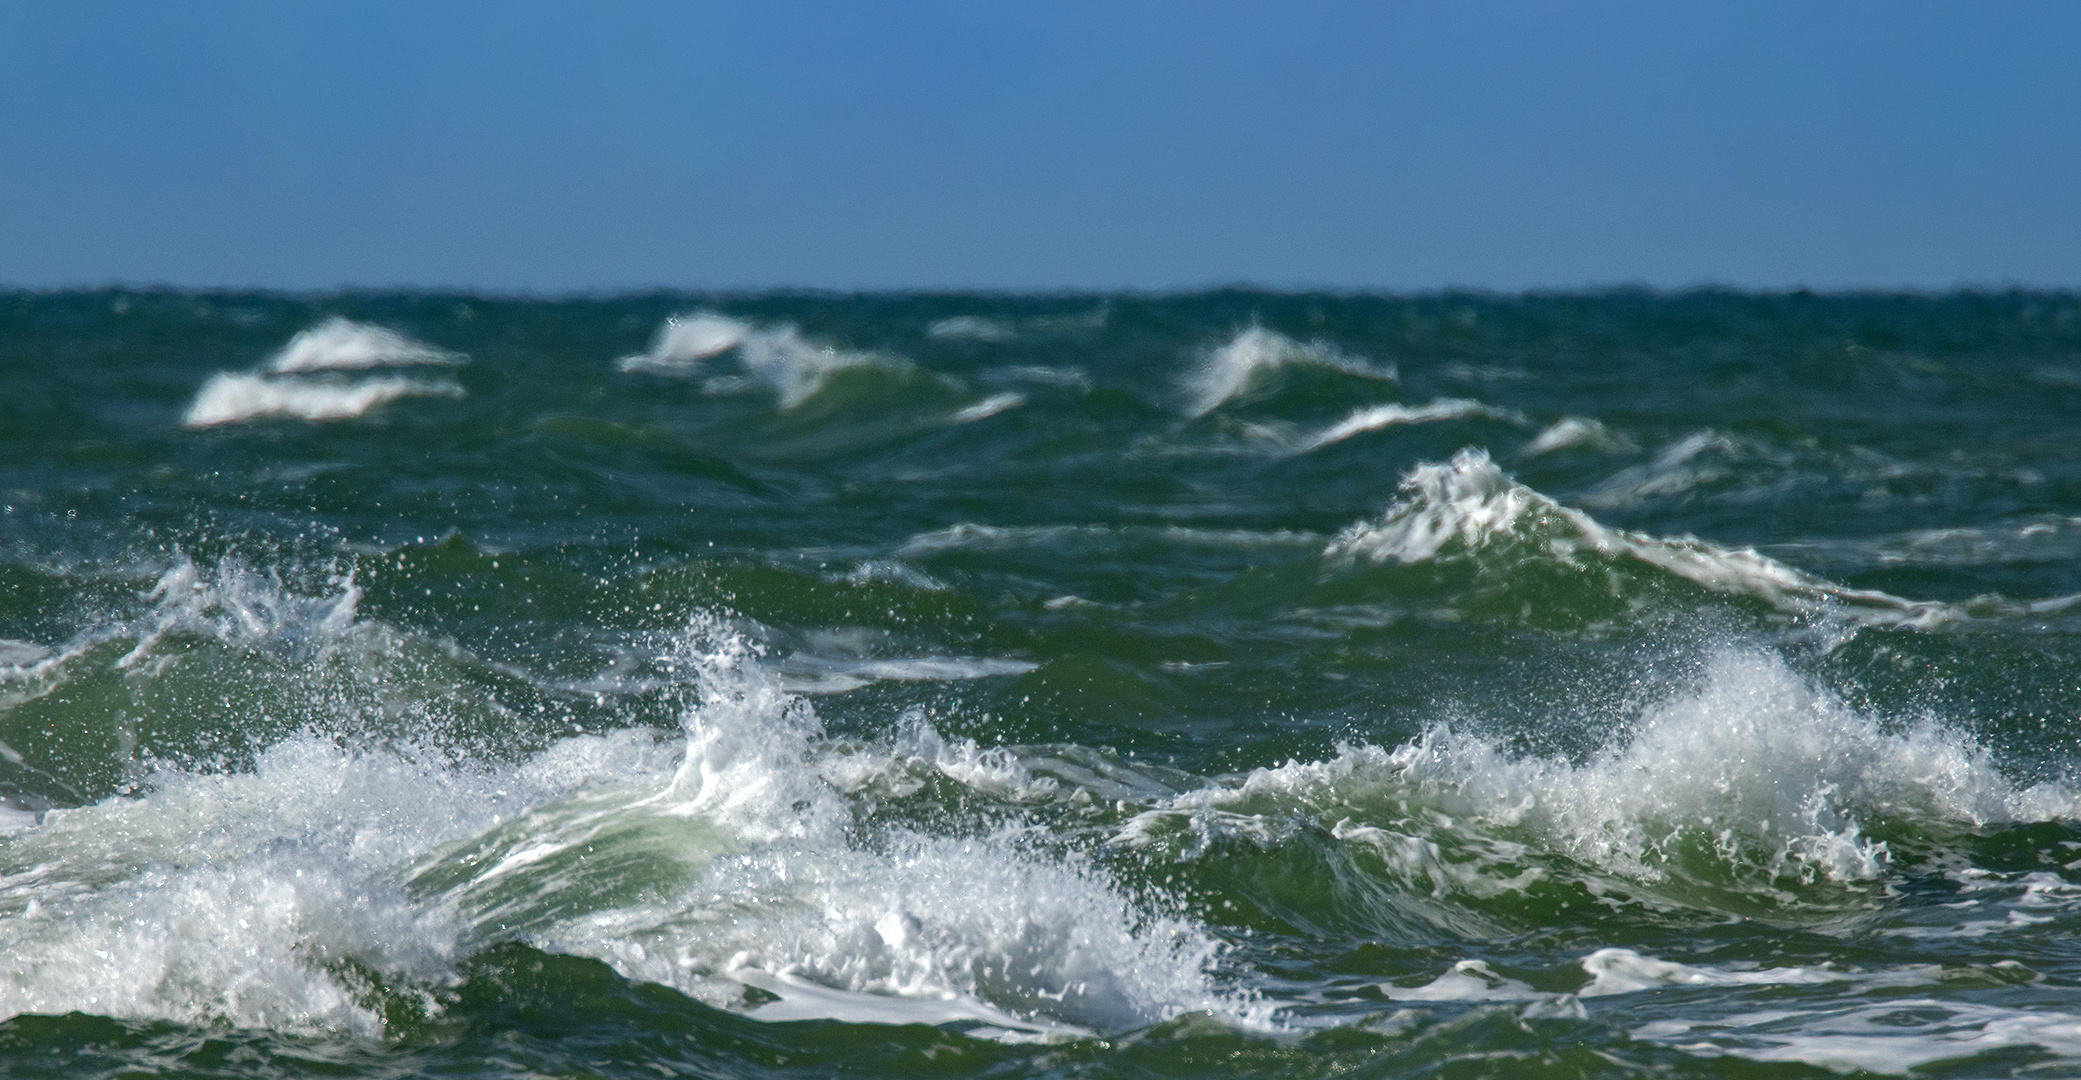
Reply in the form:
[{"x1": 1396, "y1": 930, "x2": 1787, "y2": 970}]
[
  {"x1": 1578, "y1": 947, "x2": 1848, "y2": 996},
  {"x1": 1182, "y1": 327, "x2": 1394, "y2": 417},
  {"x1": 950, "y1": 392, "x2": 1026, "y2": 423},
  {"x1": 1634, "y1": 999, "x2": 2081, "y2": 1073},
  {"x1": 1290, "y1": 399, "x2": 1521, "y2": 452}
]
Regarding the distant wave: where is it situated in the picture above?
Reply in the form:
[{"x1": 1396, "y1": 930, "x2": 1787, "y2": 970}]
[
  {"x1": 1181, "y1": 327, "x2": 1395, "y2": 417},
  {"x1": 184, "y1": 318, "x2": 465, "y2": 427},
  {"x1": 618, "y1": 312, "x2": 909, "y2": 409}
]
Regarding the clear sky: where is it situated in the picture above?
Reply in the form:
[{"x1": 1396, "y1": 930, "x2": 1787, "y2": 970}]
[{"x1": 2, "y1": 0, "x2": 2076, "y2": 292}]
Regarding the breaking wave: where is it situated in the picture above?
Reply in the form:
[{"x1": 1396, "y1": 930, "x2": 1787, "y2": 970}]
[
  {"x1": 617, "y1": 313, "x2": 909, "y2": 409},
  {"x1": 1326, "y1": 447, "x2": 1965, "y2": 627},
  {"x1": 1182, "y1": 327, "x2": 1396, "y2": 417}
]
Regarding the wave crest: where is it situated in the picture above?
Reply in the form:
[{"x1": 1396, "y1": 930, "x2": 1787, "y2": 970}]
[
  {"x1": 1327, "y1": 448, "x2": 1949, "y2": 626},
  {"x1": 1182, "y1": 327, "x2": 1395, "y2": 417}
]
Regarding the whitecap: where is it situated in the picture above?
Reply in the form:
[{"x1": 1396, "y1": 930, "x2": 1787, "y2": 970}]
[
  {"x1": 185, "y1": 318, "x2": 467, "y2": 427},
  {"x1": 614, "y1": 312, "x2": 752, "y2": 374},
  {"x1": 1181, "y1": 326, "x2": 1395, "y2": 417},
  {"x1": 266, "y1": 316, "x2": 463, "y2": 372},
  {"x1": 1326, "y1": 447, "x2": 1952, "y2": 627},
  {"x1": 617, "y1": 315, "x2": 902, "y2": 409},
  {"x1": 1521, "y1": 416, "x2": 1637, "y2": 457}
]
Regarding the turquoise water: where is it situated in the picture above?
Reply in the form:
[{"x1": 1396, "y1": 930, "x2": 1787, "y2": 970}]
[{"x1": 4, "y1": 289, "x2": 2081, "y2": 1077}]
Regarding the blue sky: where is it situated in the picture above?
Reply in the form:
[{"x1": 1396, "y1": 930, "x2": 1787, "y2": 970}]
[{"x1": 1, "y1": 1, "x2": 2075, "y2": 292}]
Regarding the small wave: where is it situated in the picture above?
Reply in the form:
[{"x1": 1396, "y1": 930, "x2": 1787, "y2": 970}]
[
  {"x1": 1290, "y1": 399, "x2": 1523, "y2": 453},
  {"x1": 1182, "y1": 327, "x2": 1395, "y2": 417},
  {"x1": 1326, "y1": 447, "x2": 1951, "y2": 627},
  {"x1": 1521, "y1": 416, "x2": 1636, "y2": 457},
  {"x1": 266, "y1": 317, "x2": 463, "y2": 373}
]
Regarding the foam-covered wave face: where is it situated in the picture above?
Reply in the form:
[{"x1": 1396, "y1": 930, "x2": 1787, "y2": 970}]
[
  {"x1": 1119, "y1": 649, "x2": 2078, "y2": 928},
  {"x1": 0, "y1": 615, "x2": 1252, "y2": 1040},
  {"x1": 1182, "y1": 327, "x2": 1396, "y2": 417},
  {"x1": 1325, "y1": 447, "x2": 1960, "y2": 627},
  {"x1": 618, "y1": 314, "x2": 910, "y2": 409},
  {"x1": 184, "y1": 319, "x2": 466, "y2": 427}
]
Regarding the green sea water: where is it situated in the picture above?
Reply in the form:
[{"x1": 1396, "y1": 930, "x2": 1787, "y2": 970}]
[{"x1": 4, "y1": 288, "x2": 2081, "y2": 1077}]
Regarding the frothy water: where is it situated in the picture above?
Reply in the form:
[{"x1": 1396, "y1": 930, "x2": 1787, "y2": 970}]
[
  {"x1": 12, "y1": 289, "x2": 2081, "y2": 1076},
  {"x1": 1, "y1": 614, "x2": 1251, "y2": 1042}
]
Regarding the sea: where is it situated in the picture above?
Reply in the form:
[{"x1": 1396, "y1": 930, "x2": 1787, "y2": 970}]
[{"x1": 3, "y1": 288, "x2": 2081, "y2": 1078}]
